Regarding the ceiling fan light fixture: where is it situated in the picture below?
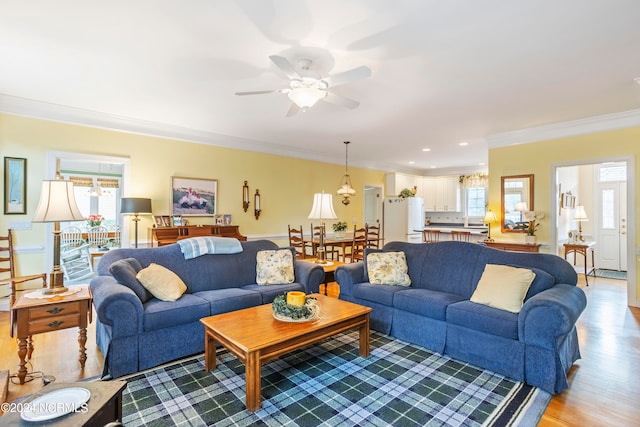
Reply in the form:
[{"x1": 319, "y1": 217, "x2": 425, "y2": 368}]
[{"x1": 288, "y1": 87, "x2": 326, "y2": 110}]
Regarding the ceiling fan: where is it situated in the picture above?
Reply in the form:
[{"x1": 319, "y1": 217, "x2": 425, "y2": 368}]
[{"x1": 235, "y1": 55, "x2": 371, "y2": 116}]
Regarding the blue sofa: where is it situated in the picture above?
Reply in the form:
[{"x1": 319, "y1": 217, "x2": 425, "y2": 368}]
[
  {"x1": 335, "y1": 241, "x2": 587, "y2": 394},
  {"x1": 90, "y1": 240, "x2": 324, "y2": 378}
]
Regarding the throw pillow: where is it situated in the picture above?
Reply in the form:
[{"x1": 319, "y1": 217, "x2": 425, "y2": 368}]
[
  {"x1": 136, "y1": 263, "x2": 187, "y2": 302},
  {"x1": 108, "y1": 258, "x2": 153, "y2": 303},
  {"x1": 256, "y1": 249, "x2": 295, "y2": 285},
  {"x1": 470, "y1": 264, "x2": 536, "y2": 313},
  {"x1": 366, "y1": 251, "x2": 411, "y2": 286}
]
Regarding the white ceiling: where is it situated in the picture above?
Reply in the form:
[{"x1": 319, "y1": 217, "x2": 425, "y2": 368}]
[{"x1": 2, "y1": 0, "x2": 640, "y2": 174}]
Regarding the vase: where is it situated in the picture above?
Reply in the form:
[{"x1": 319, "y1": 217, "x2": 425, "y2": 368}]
[
  {"x1": 525, "y1": 235, "x2": 536, "y2": 244},
  {"x1": 334, "y1": 231, "x2": 346, "y2": 239}
]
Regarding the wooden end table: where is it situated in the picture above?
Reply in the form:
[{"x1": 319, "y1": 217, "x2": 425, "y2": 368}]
[
  {"x1": 564, "y1": 241, "x2": 596, "y2": 285},
  {"x1": 200, "y1": 294, "x2": 372, "y2": 411},
  {"x1": 10, "y1": 286, "x2": 92, "y2": 385},
  {"x1": 301, "y1": 259, "x2": 346, "y2": 295}
]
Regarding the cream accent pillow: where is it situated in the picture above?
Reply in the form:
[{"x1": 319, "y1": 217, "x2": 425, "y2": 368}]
[
  {"x1": 256, "y1": 249, "x2": 295, "y2": 285},
  {"x1": 470, "y1": 264, "x2": 536, "y2": 313},
  {"x1": 366, "y1": 251, "x2": 411, "y2": 286},
  {"x1": 136, "y1": 263, "x2": 187, "y2": 302}
]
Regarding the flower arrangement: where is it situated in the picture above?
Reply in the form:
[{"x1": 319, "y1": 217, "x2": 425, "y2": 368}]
[
  {"x1": 86, "y1": 214, "x2": 104, "y2": 227},
  {"x1": 398, "y1": 186, "x2": 417, "y2": 198},
  {"x1": 272, "y1": 293, "x2": 318, "y2": 321},
  {"x1": 332, "y1": 221, "x2": 348, "y2": 232},
  {"x1": 524, "y1": 211, "x2": 544, "y2": 236}
]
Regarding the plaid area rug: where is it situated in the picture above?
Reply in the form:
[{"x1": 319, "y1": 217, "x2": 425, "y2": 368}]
[{"x1": 121, "y1": 331, "x2": 550, "y2": 426}]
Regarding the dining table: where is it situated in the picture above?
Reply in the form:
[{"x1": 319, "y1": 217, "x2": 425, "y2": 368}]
[{"x1": 311, "y1": 236, "x2": 378, "y2": 262}]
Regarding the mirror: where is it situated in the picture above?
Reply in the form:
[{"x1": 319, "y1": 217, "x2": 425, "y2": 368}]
[{"x1": 501, "y1": 174, "x2": 534, "y2": 233}]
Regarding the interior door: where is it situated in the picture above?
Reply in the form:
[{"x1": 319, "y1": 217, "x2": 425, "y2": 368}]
[
  {"x1": 364, "y1": 186, "x2": 382, "y2": 227},
  {"x1": 597, "y1": 182, "x2": 626, "y2": 271}
]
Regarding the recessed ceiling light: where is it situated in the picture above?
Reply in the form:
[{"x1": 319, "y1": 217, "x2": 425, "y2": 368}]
[
  {"x1": 634, "y1": 77, "x2": 640, "y2": 85},
  {"x1": 459, "y1": 142, "x2": 469, "y2": 146},
  {"x1": 479, "y1": 162, "x2": 485, "y2": 166},
  {"x1": 409, "y1": 161, "x2": 415, "y2": 164},
  {"x1": 430, "y1": 166, "x2": 436, "y2": 169},
  {"x1": 421, "y1": 148, "x2": 431, "y2": 152}
]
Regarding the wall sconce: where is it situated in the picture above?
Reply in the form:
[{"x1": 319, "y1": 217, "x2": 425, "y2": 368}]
[
  {"x1": 254, "y1": 189, "x2": 261, "y2": 219},
  {"x1": 243, "y1": 181, "x2": 250, "y2": 212}
]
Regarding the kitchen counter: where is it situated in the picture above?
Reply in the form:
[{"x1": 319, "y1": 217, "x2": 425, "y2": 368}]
[{"x1": 417, "y1": 225, "x2": 488, "y2": 235}]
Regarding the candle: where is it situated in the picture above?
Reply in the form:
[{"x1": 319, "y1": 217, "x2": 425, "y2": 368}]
[{"x1": 286, "y1": 291, "x2": 306, "y2": 307}]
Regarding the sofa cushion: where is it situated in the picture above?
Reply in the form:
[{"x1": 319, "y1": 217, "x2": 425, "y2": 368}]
[
  {"x1": 143, "y1": 294, "x2": 210, "y2": 332},
  {"x1": 243, "y1": 283, "x2": 306, "y2": 304},
  {"x1": 352, "y1": 282, "x2": 407, "y2": 306},
  {"x1": 470, "y1": 264, "x2": 535, "y2": 313},
  {"x1": 108, "y1": 257, "x2": 153, "y2": 303},
  {"x1": 366, "y1": 251, "x2": 411, "y2": 286},
  {"x1": 193, "y1": 288, "x2": 263, "y2": 315},
  {"x1": 256, "y1": 249, "x2": 295, "y2": 285},
  {"x1": 393, "y1": 289, "x2": 466, "y2": 320},
  {"x1": 136, "y1": 263, "x2": 188, "y2": 302},
  {"x1": 447, "y1": 300, "x2": 519, "y2": 340},
  {"x1": 510, "y1": 265, "x2": 555, "y2": 300}
]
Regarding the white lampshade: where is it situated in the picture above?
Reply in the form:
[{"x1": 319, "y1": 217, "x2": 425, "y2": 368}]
[
  {"x1": 514, "y1": 202, "x2": 528, "y2": 212},
  {"x1": 574, "y1": 206, "x2": 589, "y2": 221},
  {"x1": 32, "y1": 180, "x2": 84, "y2": 223},
  {"x1": 307, "y1": 193, "x2": 337, "y2": 220},
  {"x1": 483, "y1": 210, "x2": 497, "y2": 223}
]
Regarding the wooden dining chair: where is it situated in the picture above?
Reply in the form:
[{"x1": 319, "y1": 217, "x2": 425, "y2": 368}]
[
  {"x1": 451, "y1": 230, "x2": 471, "y2": 242},
  {"x1": 348, "y1": 226, "x2": 368, "y2": 263},
  {"x1": 422, "y1": 229, "x2": 441, "y2": 242},
  {"x1": 1, "y1": 229, "x2": 47, "y2": 337},
  {"x1": 288, "y1": 225, "x2": 311, "y2": 259},
  {"x1": 88, "y1": 225, "x2": 109, "y2": 248},
  {"x1": 365, "y1": 224, "x2": 381, "y2": 249}
]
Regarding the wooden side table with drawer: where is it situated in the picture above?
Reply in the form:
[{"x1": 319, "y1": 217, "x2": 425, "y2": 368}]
[{"x1": 10, "y1": 286, "x2": 92, "y2": 385}]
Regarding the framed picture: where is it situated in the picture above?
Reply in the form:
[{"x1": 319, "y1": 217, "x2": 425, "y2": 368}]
[
  {"x1": 4, "y1": 157, "x2": 27, "y2": 214},
  {"x1": 153, "y1": 215, "x2": 163, "y2": 227},
  {"x1": 562, "y1": 191, "x2": 576, "y2": 209},
  {"x1": 162, "y1": 215, "x2": 172, "y2": 227},
  {"x1": 214, "y1": 214, "x2": 224, "y2": 225},
  {"x1": 171, "y1": 176, "x2": 217, "y2": 216},
  {"x1": 172, "y1": 215, "x2": 183, "y2": 226},
  {"x1": 223, "y1": 214, "x2": 232, "y2": 225}
]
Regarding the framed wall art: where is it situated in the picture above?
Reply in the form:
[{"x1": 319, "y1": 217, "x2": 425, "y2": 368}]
[
  {"x1": 4, "y1": 157, "x2": 27, "y2": 214},
  {"x1": 171, "y1": 176, "x2": 217, "y2": 216}
]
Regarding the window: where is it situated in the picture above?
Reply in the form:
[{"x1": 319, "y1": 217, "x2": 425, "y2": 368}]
[
  {"x1": 466, "y1": 187, "x2": 486, "y2": 218},
  {"x1": 60, "y1": 172, "x2": 122, "y2": 231}
]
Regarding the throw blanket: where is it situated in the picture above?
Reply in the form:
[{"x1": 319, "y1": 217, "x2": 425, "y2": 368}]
[{"x1": 178, "y1": 237, "x2": 243, "y2": 260}]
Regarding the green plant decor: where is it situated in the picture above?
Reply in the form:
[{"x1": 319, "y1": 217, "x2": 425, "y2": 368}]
[
  {"x1": 332, "y1": 221, "x2": 348, "y2": 232},
  {"x1": 398, "y1": 186, "x2": 417, "y2": 198},
  {"x1": 272, "y1": 293, "x2": 318, "y2": 320}
]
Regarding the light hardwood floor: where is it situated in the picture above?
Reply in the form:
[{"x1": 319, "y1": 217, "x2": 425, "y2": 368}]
[{"x1": 1, "y1": 276, "x2": 639, "y2": 425}]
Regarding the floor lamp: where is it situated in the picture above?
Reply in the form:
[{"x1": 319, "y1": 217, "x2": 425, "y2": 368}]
[
  {"x1": 32, "y1": 179, "x2": 85, "y2": 294},
  {"x1": 307, "y1": 192, "x2": 337, "y2": 264},
  {"x1": 121, "y1": 198, "x2": 152, "y2": 248}
]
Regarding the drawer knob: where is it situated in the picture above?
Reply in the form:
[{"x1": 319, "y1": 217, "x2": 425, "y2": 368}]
[
  {"x1": 47, "y1": 320, "x2": 64, "y2": 329},
  {"x1": 47, "y1": 307, "x2": 64, "y2": 314}
]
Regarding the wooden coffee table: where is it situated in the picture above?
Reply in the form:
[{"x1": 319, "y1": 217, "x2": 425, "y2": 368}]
[{"x1": 200, "y1": 294, "x2": 372, "y2": 411}]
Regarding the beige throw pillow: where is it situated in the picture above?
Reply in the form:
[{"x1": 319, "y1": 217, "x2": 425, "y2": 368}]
[
  {"x1": 136, "y1": 263, "x2": 187, "y2": 302},
  {"x1": 470, "y1": 264, "x2": 536, "y2": 313},
  {"x1": 366, "y1": 251, "x2": 411, "y2": 286},
  {"x1": 256, "y1": 249, "x2": 295, "y2": 285}
]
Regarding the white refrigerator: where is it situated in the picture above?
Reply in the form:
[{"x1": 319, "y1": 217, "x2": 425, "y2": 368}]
[{"x1": 383, "y1": 197, "x2": 424, "y2": 243}]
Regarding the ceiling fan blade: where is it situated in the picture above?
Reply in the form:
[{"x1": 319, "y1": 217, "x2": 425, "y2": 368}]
[
  {"x1": 235, "y1": 90, "x2": 279, "y2": 96},
  {"x1": 269, "y1": 55, "x2": 301, "y2": 80},
  {"x1": 286, "y1": 103, "x2": 300, "y2": 117},
  {"x1": 323, "y1": 92, "x2": 360, "y2": 109},
  {"x1": 323, "y1": 65, "x2": 371, "y2": 88}
]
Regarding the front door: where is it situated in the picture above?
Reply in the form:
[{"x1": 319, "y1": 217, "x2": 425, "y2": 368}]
[{"x1": 597, "y1": 177, "x2": 627, "y2": 271}]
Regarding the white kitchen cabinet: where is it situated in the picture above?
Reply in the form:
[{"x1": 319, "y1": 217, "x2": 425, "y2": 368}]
[
  {"x1": 433, "y1": 176, "x2": 460, "y2": 212},
  {"x1": 385, "y1": 173, "x2": 420, "y2": 196},
  {"x1": 421, "y1": 177, "x2": 436, "y2": 211}
]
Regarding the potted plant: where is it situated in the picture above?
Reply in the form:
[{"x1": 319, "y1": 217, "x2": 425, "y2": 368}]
[
  {"x1": 398, "y1": 186, "x2": 417, "y2": 198},
  {"x1": 332, "y1": 221, "x2": 348, "y2": 238},
  {"x1": 524, "y1": 211, "x2": 544, "y2": 244}
]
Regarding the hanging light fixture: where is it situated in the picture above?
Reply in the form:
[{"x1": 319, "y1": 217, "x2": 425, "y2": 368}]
[{"x1": 337, "y1": 141, "x2": 356, "y2": 205}]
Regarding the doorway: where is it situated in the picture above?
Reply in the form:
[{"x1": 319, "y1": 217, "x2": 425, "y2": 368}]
[
  {"x1": 363, "y1": 185, "x2": 383, "y2": 228},
  {"x1": 552, "y1": 156, "x2": 636, "y2": 307}
]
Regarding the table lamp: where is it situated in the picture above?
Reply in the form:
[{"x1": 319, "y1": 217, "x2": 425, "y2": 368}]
[
  {"x1": 121, "y1": 198, "x2": 152, "y2": 248},
  {"x1": 574, "y1": 205, "x2": 588, "y2": 241},
  {"x1": 483, "y1": 210, "x2": 497, "y2": 242},
  {"x1": 32, "y1": 179, "x2": 85, "y2": 294},
  {"x1": 307, "y1": 192, "x2": 337, "y2": 264}
]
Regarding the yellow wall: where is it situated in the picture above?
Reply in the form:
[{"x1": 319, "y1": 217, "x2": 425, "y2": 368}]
[
  {"x1": 0, "y1": 113, "x2": 385, "y2": 276},
  {"x1": 488, "y1": 125, "x2": 639, "y2": 303}
]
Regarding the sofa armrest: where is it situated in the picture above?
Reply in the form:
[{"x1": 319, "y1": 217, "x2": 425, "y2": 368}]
[
  {"x1": 518, "y1": 284, "x2": 587, "y2": 349},
  {"x1": 90, "y1": 276, "x2": 144, "y2": 338},
  {"x1": 294, "y1": 261, "x2": 325, "y2": 294},
  {"x1": 334, "y1": 262, "x2": 366, "y2": 298}
]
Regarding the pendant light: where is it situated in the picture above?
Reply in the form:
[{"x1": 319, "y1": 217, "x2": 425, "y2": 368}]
[{"x1": 337, "y1": 141, "x2": 356, "y2": 205}]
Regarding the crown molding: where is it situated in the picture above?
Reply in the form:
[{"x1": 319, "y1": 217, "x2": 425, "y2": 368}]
[
  {"x1": 0, "y1": 94, "x2": 413, "y2": 173},
  {"x1": 486, "y1": 109, "x2": 640, "y2": 148}
]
